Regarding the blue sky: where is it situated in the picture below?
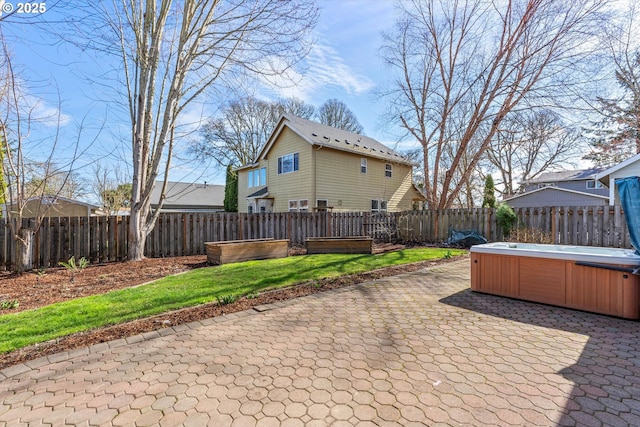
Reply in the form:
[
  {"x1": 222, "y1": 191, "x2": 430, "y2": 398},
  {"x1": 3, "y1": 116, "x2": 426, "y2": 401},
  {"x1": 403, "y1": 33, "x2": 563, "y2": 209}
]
[{"x1": 3, "y1": 0, "x2": 404, "y2": 191}]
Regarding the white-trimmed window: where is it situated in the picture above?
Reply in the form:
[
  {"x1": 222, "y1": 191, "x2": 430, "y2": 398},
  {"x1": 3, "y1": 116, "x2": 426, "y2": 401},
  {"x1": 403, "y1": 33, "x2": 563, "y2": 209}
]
[
  {"x1": 385, "y1": 163, "x2": 393, "y2": 178},
  {"x1": 316, "y1": 199, "x2": 328, "y2": 209},
  {"x1": 361, "y1": 158, "x2": 367, "y2": 174},
  {"x1": 586, "y1": 180, "x2": 603, "y2": 189},
  {"x1": 278, "y1": 153, "x2": 299, "y2": 174},
  {"x1": 247, "y1": 167, "x2": 266, "y2": 188},
  {"x1": 371, "y1": 199, "x2": 388, "y2": 212},
  {"x1": 299, "y1": 199, "x2": 309, "y2": 212},
  {"x1": 288, "y1": 200, "x2": 299, "y2": 212},
  {"x1": 247, "y1": 202, "x2": 254, "y2": 214}
]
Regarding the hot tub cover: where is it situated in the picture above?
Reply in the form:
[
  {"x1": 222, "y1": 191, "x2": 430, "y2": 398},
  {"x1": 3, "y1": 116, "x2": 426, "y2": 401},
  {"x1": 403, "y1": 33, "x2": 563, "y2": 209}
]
[{"x1": 615, "y1": 176, "x2": 640, "y2": 255}]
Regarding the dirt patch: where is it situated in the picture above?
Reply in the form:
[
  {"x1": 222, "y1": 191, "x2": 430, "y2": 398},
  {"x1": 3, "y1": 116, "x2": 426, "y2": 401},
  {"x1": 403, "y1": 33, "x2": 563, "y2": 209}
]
[{"x1": 0, "y1": 244, "x2": 466, "y2": 370}]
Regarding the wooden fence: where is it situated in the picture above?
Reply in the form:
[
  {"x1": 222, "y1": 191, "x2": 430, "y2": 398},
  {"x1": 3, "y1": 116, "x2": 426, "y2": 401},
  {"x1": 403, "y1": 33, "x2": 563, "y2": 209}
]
[{"x1": 0, "y1": 206, "x2": 632, "y2": 270}]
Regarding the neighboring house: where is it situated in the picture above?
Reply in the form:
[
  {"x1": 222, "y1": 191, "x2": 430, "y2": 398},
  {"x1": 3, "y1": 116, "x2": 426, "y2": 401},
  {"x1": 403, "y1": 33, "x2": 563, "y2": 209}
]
[
  {"x1": 236, "y1": 114, "x2": 426, "y2": 213},
  {"x1": 595, "y1": 152, "x2": 640, "y2": 206},
  {"x1": 150, "y1": 181, "x2": 225, "y2": 213},
  {"x1": 2, "y1": 195, "x2": 102, "y2": 218},
  {"x1": 504, "y1": 168, "x2": 610, "y2": 208}
]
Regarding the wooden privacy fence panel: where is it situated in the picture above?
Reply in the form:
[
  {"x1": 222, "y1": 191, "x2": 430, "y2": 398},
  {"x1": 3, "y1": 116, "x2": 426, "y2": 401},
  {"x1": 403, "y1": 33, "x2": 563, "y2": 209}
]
[{"x1": 0, "y1": 206, "x2": 633, "y2": 270}]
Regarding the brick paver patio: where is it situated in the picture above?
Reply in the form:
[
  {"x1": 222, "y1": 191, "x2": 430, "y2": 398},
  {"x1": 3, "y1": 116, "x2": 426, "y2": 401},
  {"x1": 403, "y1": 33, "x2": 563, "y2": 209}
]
[{"x1": 2, "y1": 259, "x2": 640, "y2": 426}]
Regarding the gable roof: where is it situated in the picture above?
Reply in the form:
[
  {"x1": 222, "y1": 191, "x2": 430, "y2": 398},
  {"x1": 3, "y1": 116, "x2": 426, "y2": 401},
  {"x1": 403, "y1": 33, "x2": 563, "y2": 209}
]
[
  {"x1": 252, "y1": 114, "x2": 412, "y2": 167},
  {"x1": 505, "y1": 186, "x2": 610, "y2": 202},
  {"x1": 595, "y1": 152, "x2": 640, "y2": 187},
  {"x1": 9, "y1": 195, "x2": 100, "y2": 209},
  {"x1": 151, "y1": 181, "x2": 224, "y2": 208},
  {"x1": 526, "y1": 168, "x2": 604, "y2": 184}
]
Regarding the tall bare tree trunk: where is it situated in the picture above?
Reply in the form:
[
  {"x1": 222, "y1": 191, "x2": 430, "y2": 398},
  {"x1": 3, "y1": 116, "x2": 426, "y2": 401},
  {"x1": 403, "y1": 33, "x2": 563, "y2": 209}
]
[
  {"x1": 128, "y1": 212, "x2": 146, "y2": 260},
  {"x1": 15, "y1": 227, "x2": 33, "y2": 273}
]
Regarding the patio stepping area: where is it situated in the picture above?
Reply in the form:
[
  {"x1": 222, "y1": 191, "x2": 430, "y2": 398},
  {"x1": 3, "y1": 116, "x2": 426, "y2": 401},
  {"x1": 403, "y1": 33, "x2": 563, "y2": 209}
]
[{"x1": 2, "y1": 259, "x2": 640, "y2": 426}]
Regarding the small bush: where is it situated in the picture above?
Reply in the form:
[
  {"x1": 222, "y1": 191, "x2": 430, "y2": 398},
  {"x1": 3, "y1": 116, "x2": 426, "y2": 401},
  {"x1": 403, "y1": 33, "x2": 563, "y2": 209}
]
[
  {"x1": 59, "y1": 256, "x2": 89, "y2": 282},
  {"x1": 217, "y1": 294, "x2": 237, "y2": 306},
  {"x1": 496, "y1": 203, "x2": 517, "y2": 238},
  {"x1": 1, "y1": 300, "x2": 19, "y2": 310}
]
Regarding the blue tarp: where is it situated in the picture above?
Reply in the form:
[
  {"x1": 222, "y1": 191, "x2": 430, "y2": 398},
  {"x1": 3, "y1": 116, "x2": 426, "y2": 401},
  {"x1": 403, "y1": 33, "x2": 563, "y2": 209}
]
[
  {"x1": 615, "y1": 176, "x2": 640, "y2": 255},
  {"x1": 447, "y1": 229, "x2": 487, "y2": 248}
]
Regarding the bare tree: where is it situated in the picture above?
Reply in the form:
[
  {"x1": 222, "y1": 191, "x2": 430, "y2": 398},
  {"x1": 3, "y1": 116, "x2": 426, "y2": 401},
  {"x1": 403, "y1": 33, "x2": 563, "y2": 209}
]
[
  {"x1": 277, "y1": 97, "x2": 315, "y2": 121},
  {"x1": 194, "y1": 96, "x2": 315, "y2": 167},
  {"x1": 92, "y1": 162, "x2": 131, "y2": 214},
  {"x1": 316, "y1": 99, "x2": 364, "y2": 134},
  {"x1": 69, "y1": 0, "x2": 318, "y2": 260},
  {"x1": 0, "y1": 36, "x2": 84, "y2": 272},
  {"x1": 487, "y1": 109, "x2": 580, "y2": 196},
  {"x1": 381, "y1": 0, "x2": 607, "y2": 209}
]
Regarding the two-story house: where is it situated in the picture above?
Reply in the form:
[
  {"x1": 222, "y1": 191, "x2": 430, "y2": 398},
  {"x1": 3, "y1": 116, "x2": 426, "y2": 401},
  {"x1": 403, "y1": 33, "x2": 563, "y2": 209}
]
[
  {"x1": 236, "y1": 115, "x2": 425, "y2": 213},
  {"x1": 504, "y1": 168, "x2": 610, "y2": 208}
]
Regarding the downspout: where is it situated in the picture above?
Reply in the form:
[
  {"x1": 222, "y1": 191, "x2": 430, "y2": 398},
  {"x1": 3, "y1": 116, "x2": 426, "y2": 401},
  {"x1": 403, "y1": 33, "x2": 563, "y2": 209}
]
[{"x1": 313, "y1": 145, "x2": 319, "y2": 209}]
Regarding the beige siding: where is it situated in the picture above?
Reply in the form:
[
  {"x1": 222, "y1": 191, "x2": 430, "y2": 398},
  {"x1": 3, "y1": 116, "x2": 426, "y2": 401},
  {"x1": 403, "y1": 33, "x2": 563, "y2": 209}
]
[
  {"x1": 315, "y1": 148, "x2": 418, "y2": 212},
  {"x1": 238, "y1": 125, "x2": 424, "y2": 213},
  {"x1": 238, "y1": 128, "x2": 314, "y2": 213},
  {"x1": 237, "y1": 166, "x2": 252, "y2": 212},
  {"x1": 266, "y1": 128, "x2": 314, "y2": 212}
]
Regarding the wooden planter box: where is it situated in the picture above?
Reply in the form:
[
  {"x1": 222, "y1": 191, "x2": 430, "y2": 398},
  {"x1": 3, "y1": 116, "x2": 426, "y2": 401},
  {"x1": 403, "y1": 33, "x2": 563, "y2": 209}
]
[
  {"x1": 470, "y1": 245, "x2": 640, "y2": 319},
  {"x1": 305, "y1": 237, "x2": 373, "y2": 255},
  {"x1": 206, "y1": 238, "x2": 289, "y2": 265}
]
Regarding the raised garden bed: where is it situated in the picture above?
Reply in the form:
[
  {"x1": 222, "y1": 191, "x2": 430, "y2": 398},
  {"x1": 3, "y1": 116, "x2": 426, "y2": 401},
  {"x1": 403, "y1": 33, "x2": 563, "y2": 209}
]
[
  {"x1": 206, "y1": 238, "x2": 289, "y2": 265},
  {"x1": 305, "y1": 237, "x2": 373, "y2": 255}
]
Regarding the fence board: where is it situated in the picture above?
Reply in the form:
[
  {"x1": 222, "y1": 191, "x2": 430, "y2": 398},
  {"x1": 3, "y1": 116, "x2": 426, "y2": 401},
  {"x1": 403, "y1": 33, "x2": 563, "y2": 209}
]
[{"x1": 0, "y1": 206, "x2": 633, "y2": 270}]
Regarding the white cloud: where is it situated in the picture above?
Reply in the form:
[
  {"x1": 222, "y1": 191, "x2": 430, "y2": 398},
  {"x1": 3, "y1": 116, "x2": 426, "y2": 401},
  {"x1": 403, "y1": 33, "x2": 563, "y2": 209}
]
[
  {"x1": 26, "y1": 96, "x2": 72, "y2": 128},
  {"x1": 257, "y1": 42, "x2": 375, "y2": 101}
]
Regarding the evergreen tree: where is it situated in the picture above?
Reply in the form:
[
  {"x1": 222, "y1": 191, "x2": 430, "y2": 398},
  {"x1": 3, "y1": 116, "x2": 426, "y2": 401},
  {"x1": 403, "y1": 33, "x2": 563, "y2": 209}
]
[
  {"x1": 224, "y1": 164, "x2": 238, "y2": 212},
  {"x1": 584, "y1": 51, "x2": 640, "y2": 166},
  {"x1": 482, "y1": 175, "x2": 496, "y2": 208}
]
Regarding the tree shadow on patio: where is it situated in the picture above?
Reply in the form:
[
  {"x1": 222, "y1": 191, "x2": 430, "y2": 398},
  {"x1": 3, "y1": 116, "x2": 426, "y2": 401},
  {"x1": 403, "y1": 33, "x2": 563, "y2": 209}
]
[{"x1": 440, "y1": 289, "x2": 640, "y2": 426}]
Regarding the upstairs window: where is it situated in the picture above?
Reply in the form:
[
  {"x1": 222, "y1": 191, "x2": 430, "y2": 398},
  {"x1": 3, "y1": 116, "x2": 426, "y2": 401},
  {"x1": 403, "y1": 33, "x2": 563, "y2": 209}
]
[
  {"x1": 278, "y1": 153, "x2": 299, "y2": 174},
  {"x1": 537, "y1": 183, "x2": 555, "y2": 189},
  {"x1": 385, "y1": 163, "x2": 393, "y2": 178},
  {"x1": 248, "y1": 167, "x2": 266, "y2": 187},
  {"x1": 361, "y1": 158, "x2": 367, "y2": 174},
  {"x1": 586, "y1": 180, "x2": 603, "y2": 189}
]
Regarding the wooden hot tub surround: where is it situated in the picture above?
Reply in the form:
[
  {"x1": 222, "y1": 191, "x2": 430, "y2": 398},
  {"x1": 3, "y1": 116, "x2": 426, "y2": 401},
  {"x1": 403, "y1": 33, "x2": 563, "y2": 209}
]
[
  {"x1": 205, "y1": 238, "x2": 289, "y2": 265},
  {"x1": 470, "y1": 243, "x2": 640, "y2": 320},
  {"x1": 305, "y1": 237, "x2": 373, "y2": 254}
]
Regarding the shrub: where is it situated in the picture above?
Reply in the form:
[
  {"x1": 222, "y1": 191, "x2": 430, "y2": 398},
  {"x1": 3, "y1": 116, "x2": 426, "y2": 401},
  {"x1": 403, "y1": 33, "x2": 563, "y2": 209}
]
[
  {"x1": 59, "y1": 256, "x2": 90, "y2": 282},
  {"x1": 496, "y1": 203, "x2": 517, "y2": 238},
  {"x1": 1, "y1": 299, "x2": 19, "y2": 310},
  {"x1": 217, "y1": 294, "x2": 237, "y2": 306}
]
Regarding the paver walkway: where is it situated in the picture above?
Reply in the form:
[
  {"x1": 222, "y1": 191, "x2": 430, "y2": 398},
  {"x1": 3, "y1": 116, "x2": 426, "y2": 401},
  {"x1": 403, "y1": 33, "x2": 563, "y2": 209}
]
[{"x1": 2, "y1": 259, "x2": 640, "y2": 426}]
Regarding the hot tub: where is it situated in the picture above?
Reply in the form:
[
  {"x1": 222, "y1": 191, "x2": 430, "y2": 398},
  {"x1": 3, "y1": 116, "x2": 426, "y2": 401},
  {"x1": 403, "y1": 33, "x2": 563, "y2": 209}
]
[{"x1": 470, "y1": 242, "x2": 640, "y2": 319}]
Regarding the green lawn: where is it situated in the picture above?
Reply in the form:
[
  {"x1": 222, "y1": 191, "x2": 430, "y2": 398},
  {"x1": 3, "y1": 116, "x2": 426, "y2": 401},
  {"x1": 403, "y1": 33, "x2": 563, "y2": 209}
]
[{"x1": 0, "y1": 248, "x2": 465, "y2": 354}]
